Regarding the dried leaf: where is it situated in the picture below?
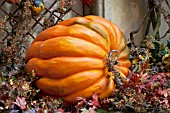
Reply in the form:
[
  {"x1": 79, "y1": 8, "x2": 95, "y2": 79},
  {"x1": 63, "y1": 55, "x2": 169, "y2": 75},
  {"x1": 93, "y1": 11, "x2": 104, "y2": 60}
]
[
  {"x1": 12, "y1": 96, "x2": 26, "y2": 110},
  {"x1": 161, "y1": 88, "x2": 170, "y2": 97},
  {"x1": 89, "y1": 94, "x2": 101, "y2": 108}
]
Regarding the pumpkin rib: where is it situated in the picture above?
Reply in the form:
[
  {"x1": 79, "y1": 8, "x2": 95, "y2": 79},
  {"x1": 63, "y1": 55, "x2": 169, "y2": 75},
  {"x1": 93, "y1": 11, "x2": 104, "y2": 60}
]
[
  {"x1": 110, "y1": 23, "x2": 122, "y2": 50},
  {"x1": 114, "y1": 65, "x2": 130, "y2": 76},
  {"x1": 99, "y1": 79, "x2": 116, "y2": 99},
  {"x1": 67, "y1": 24, "x2": 109, "y2": 52},
  {"x1": 110, "y1": 35, "x2": 127, "y2": 57},
  {"x1": 62, "y1": 76, "x2": 109, "y2": 103},
  {"x1": 26, "y1": 36, "x2": 107, "y2": 60},
  {"x1": 25, "y1": 41, "x2": 42, "y2": 62},
  {"x1": 57, "y1": 16, "x2": 91, "y2": 26},
  {"x1": 117, "y1": 33, "x2": 127, "y2": 53},
  {"x1": 36, "y1": 70, "x2": 105, "y2": 97},
  {"x1": 34, "y1": 17, "x2": 91, "y2": 43},
  {"x1": 58, "y1": 16, "x2": 110, "y2": 47},
  {"x1": 33, "y1": 25, "x2": 66, "y2": 42},
  {"x1": 85, "y1": 15, "x2": 119, "y2": 50},
  {"x1": 118, "y1": 59, "x2": 131, "y2": 67},
  {"x1": 33, "y1": 25, "x2": 109, "y2": 53},
  {"x1": 26, "y1": 57, "x2": 105, "y2": 79},
  {"x1": 72, "y1": 21, "x2": 110, "y2": 44},
  {"x1": 118, "y1": 46, "x2": 130, "y2": 60}
]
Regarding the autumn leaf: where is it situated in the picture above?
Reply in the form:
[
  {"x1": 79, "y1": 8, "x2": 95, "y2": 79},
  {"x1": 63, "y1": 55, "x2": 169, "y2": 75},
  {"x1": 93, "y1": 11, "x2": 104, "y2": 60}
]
[
  {"x1": 21, "y1": 81, "x2": 30, "y2": 91},
  {"x1": 160, "y1": 99, "x2": 169, "y2": 107},
  {"x1": 161, "y1": 88, "x2": 170, "y2": 97},
  {"x1": 12, "y1": 96, "x2": 26, "y2": 109},
  {"x1": 58, "y1": 108, "x2": 65, "y2": 113},
  {"x1": 88, "y1": 94, "x2": 101, "y2": 108},
  {"x1": 76, "y1": 97, "x2": 87, "y2": 111}
]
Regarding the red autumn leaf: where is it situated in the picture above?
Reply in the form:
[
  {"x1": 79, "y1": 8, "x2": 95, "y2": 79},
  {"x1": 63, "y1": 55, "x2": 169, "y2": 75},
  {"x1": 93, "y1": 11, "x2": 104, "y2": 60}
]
[
  {"x1": 150, "y1": 74, "x2": 158, "y2": 81},
  {"x1": 58, "y1": 108, "x2": 65, "y2": 113},
  {"x1": 129, "y1": 72, "x2": 148, "y2": 83},
  {"x1": 158, "y1": 87, "x2": 162, "y2": 95},
  {"x1": 129, "y1": 73, "x2": 140, "y2": 83},
  {"x1": 137, "y1": 87, "x2": 141, "y2": 94},
  {"x1": 88, "y1": 94, "x2": 101, "y2": 108},
  {"x1": 145, "y1": 81, "x2": 153, "y2": 89},
  {"x1": 160, "y1": 79, "x2": 166, "y2": 85}
]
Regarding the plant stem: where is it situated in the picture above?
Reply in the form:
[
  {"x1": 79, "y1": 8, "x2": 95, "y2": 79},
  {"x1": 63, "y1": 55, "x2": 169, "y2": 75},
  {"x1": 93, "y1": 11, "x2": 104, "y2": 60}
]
[
  {"x1": 148, "y1": 13, "x2": 161, "y2": 39},
  {"x1": 145, "y1": 19, "x2": 151, "y2": 36},
  {"x1": 148, "y1": 0, "x2": 157, "y2": 29},
  {"x1": 165, "y1": 0, "x2": 170, "y2": 10},
  {"x1": 129, "y1": 6, "x2": 155, "y2": 48}
]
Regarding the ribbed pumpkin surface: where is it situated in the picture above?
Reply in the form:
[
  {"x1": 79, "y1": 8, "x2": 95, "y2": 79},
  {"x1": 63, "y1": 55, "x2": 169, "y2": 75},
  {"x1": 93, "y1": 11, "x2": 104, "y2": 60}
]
[{"x1": 25, "y1": 15, "x2": 130, "y2": 103}]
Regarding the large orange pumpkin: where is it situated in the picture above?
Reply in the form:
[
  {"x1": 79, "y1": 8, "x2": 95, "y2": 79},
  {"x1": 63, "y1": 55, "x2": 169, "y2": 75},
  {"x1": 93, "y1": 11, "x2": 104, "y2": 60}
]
[{"x1": 25, "y1": 15, "x2": 131, "y2": 103}]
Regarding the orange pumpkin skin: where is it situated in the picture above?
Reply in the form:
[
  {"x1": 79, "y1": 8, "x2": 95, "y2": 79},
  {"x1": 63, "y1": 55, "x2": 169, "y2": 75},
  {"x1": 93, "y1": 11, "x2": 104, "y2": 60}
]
[
  {"x1": 6, "y1": 0, "x2": 20, "y2": 4},
  {"x1": 25, "y1": 15, "x2": 131, "y2": 103}
]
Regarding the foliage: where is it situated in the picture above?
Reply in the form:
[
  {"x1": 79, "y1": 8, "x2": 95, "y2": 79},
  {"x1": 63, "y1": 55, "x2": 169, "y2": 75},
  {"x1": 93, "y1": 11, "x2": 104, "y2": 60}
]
[{"x1": 0, "y1": 0, "x2": 170, "y2": 113}]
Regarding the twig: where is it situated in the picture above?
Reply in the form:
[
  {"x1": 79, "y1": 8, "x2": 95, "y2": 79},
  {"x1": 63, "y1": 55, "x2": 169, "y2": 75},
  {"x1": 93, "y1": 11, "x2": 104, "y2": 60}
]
[
  {"x1": 155, "y1": 1, "x2": 170, "y2": 22},
  {"x1": 165, "y1": 0, "x2": 170, "y2": 10},
  {"x1": 160, "y1": 29, "x2": 170, "y2": 39},
  {"x1": 106, "y1": 50, "x2": 119, "y2": 72},
  {"x1": 109, "y1": 50, "x2": 118, "y2": 57},
  {"x1": 148, "y1": 13, "x2": 161, "y2": 39},
  {"x1": 145, "y1": 19, "x2": 151, "y2": 36},
  {"x1": 128, "y1": 48, "x2": 148, "y2": 78},
  {"x1": 129, "y1": 6, "x2": 155, "y2": 48},
  {"x1": 154, "y1": 1, "x2": 170, "y2": 39},
  {"x1": 148, "y1": 0, "x2": 157, "y2": 29}
]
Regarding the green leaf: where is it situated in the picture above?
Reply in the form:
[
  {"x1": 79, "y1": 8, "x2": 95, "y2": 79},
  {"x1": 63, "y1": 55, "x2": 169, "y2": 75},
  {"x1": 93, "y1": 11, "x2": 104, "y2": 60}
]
[
  {"x1": 1, "y1": 75, "x2": 6, "y2": 82},
  {"x1": 58, "y1": 98, "x2": 63, "y2": 103},
  {"x1": 96, "y1": 109, "x2": 108, "y2": 113}
]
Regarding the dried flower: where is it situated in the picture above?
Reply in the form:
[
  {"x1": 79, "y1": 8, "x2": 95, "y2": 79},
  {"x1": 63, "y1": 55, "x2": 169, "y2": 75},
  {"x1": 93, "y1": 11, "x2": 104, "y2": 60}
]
[{"x1": 21, "y1": 81, "x2": 30, "y2": 91}]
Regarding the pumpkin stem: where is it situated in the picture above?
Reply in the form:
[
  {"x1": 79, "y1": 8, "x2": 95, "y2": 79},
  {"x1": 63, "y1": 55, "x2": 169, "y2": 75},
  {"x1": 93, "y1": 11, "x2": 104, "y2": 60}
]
[
  {"x1": 105, "y1": 50, "x2": 128, "y2": 88},
  {"x1": 108, "y1": 50, "x2": 118, "y2": 57},
  {"x1": 105, "y1": 50, "x2": 119, "y2": 72}
]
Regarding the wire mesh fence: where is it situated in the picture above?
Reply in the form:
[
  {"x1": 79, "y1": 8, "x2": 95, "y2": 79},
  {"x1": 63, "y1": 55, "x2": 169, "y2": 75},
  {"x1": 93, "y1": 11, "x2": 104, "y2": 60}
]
[
  {"x1": 0, "y1": 0, "x2": 83, "y2": 74},
  {"x1": 0, "y1": 0, "x2": 83, "y2": 40}
]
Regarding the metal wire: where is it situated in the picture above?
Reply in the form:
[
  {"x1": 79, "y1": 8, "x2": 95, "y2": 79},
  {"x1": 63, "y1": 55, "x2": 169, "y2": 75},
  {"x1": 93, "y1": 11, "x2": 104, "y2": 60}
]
[{"x1": 0, "y1": 0, "x2": 82, "y2": 40}]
